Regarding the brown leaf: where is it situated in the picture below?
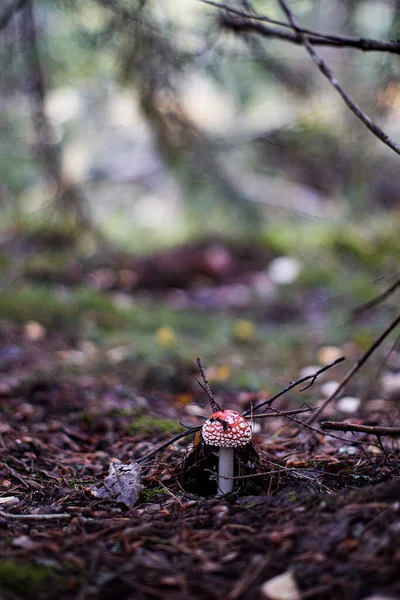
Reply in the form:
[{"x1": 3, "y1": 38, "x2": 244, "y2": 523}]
[{"x1": 90, "y1": 461, "x2": 141, "y2": 509}]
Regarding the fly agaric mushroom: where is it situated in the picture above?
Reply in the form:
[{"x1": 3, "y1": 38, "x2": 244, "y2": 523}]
[{"x1": 202, "y1": 409, "x2": 252, "y2": 496}]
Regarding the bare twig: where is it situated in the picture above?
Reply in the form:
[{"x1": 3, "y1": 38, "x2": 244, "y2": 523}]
[
  {"x1": 0, "y1": 462, "x2": 31, "y2": 489},
  {"x1": 352, "y1": 278, "x2": 400, "y2": 317},
  {"x1": 211, "y1": 1, "x2": 400, "y2": 55},
  {"x1": 266, "y1": 405, "x2": 380, "y2": 448},
  {"x1": 196, "y1": 357, "x2": 221, "y2": 412},
  {"x1": 309, "y1": 313, "x2": 400, "y2": 424},
  {"x1": 251, "y1": 406, "x2": 314, "y2": 419},
  {"x1": 321, "y1": 421, "x2": 400, "y2": 437},
  {"x1": 136, "y1": 426, "x2": 201, "y2": 464},
  {"x1": 0, "y1": 510, "x2": 71, "y2": 520},
  {"x1": 242, "y1": 356, "x2": 345, "y2": 417},
  {"x1": 276, "y1": 0, "x2": 400, "y2": 157}
]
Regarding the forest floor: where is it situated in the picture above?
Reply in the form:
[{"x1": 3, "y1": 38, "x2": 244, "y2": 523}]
[{"x1": 0, "y1": 232, "x2": 399, "y2": 600}]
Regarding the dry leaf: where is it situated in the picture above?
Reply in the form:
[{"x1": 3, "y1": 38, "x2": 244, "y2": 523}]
[{"x1": 90, "y1": 461, "x2": 141, "y2": 508}]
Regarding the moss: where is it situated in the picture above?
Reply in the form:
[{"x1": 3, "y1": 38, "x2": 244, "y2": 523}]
[
  {"x1": 0, "y1": 561, "x2": 60, "y2": 598},
  {"x1": 286, "y1": 491, "x2": 299, "y2": 503},
  {"x1": 129, "y1": 415, "x2": 183, "y2": 436},
  {"x1": 140, "y1": 487, "x2": 167, "y2": 501},
  {"x1": 0, "y1": 285, "x2": 128, "y2": 330}
]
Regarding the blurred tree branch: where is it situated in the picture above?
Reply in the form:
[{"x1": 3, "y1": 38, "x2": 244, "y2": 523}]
[
  {"x1": 276, "y1": 0, "x2": 400, "y2": 156},
  {"x1": 0, "y1": 0, "x2": 27, "y2": 33},
  {"x1": 93, "y1": 0, "x2": 261, "y2": 222},
  {"x1": 208, "y1": 0, "x2": 400, "y2": 157},
  {"x1": 203, "y1": 0, "x2": 400, "y2": 55}
]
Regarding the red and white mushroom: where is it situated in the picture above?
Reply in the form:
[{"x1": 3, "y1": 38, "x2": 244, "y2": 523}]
[{"x1": 201, "y1": 409, "x2": 252, "y2": 495}]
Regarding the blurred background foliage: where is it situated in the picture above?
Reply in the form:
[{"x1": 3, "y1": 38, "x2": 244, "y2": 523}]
[{"x1": 0, "y1": 0, "x2": 399, "y2": 390}]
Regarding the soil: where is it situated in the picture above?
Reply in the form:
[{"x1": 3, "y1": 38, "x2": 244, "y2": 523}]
[{"x1": 0, "y1": 324, "x2": 400, "y2": 600}]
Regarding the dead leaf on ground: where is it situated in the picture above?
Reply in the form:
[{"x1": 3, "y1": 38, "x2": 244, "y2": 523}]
[{"x1": 90, "y1": 461, "x2": 141, "y2": 509}]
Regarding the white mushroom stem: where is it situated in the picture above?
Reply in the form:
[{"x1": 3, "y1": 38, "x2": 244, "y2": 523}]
[{"x1": 217, "y1": 447, "x2": 234, "y2": 496}]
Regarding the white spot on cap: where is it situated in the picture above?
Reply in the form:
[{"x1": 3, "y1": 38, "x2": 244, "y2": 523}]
[{"x1": 202, "y1": 410, "x2": 252, "y2": 447}]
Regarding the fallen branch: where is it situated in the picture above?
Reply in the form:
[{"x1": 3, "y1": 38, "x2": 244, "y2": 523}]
[
  {"x1": 321, "y1": 421, "x2": 400, "y2": 437},
  {"x1": 243, "y1": 356, "x2": 345, "y2": 417},
  {"x1": 308, "y1": 313, "x2": 400, "y2": 424}
]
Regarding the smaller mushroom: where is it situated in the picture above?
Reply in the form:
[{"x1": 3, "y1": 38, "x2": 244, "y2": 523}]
[{"x1": 202, "y1": 409, "x2": 252, "y2": 496}]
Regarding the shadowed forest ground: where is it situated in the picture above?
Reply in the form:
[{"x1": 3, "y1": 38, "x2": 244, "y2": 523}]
[{"x1": 0, "y1": 228, "x2": 399, "y2": 600}]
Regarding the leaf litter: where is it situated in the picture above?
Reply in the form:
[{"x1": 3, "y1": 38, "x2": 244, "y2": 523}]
[{"x1": 0, "y1": 277, "x2": 399, "y2": 598}]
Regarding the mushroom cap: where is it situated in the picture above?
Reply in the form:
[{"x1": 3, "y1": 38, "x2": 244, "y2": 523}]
[{"x1": 201, "y1": 410, "x2": 252, "y2": 448}]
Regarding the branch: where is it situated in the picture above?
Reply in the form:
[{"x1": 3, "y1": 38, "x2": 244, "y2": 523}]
[
  {"x1": 211, "y1": 2, "x2": 400, "y2": 55},
  {"x1": 242, "y1": 356, "x2": 345, "y2": 417},
  {"x1": 0, "y1": 510, "x2": 71, "y2": 520},
  {"x1": 136, "y1": 426, "x2": 201, "y2": 463},
  {"x1": 308, "y1": 313, "x2": 400, "y2": 424},
  {"x1": 276, "y1": 0, "x2": 400, "y2": 157},
  {"x1": 251, "y1": 406, "x2": 314, "y2": 419},
  {"x1": 321, "y1": 421, "x2": 400, "y2": 437},
  {"x1": 265, "y1": 404, "x2": 379, "y2": 448},
  {"x1": 196, "y1": 357, "x2": 221, "y2": 412},
  {"x1": 352, "y1": 278, "x2": 400, "y2": 317}
]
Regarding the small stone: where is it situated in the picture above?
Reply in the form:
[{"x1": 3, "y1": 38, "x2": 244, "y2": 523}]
[
  {"x1": 260, "y1": 571, "x2": 301, "y2": 600},
  {"x1": 336, "y1": 396, "x2": 361, "y2": 414}
]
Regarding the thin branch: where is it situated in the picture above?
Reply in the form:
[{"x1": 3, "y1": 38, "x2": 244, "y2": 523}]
[
  {"x1": 136, "y1": 426, "x2": 201, "y2": 464},
  {"x1": 321, "y1": 421, "x2": 400, "y2": 437},
  {"x1": 0, "y1": 510, "x2": 71, "y2": 520},
  {"x1": 212, "y1": 3, "x2": 400, "y2": 55},
  {"x1": 242, "y1": 356, "x2": 345, "y2": 417},
  {"x1": 196, "y1": 357, "x2": 221, "y2": 412},
  {"x1": 309, "y1": 313, "x2": 400, "y2": 424},
  {"x1": 0, "y1": 462, "x2": 30, "y2": 489},
  {"x1": 266, "y1": 404, "x2": 379, "y2": 447},
  {"x1": 352, "y1": 278, "x2": 400, "y2": 317},
  {"x1": 251, "y1": 406, "x2": 314, "y2": 419},
  {"x1": 276, "y1": 0, "x2": 400, "y2": 157}
]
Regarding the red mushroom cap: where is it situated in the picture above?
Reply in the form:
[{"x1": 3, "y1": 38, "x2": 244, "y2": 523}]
[{"x1": 201, "y1": 410, "x2": 252, "y2": 448}]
